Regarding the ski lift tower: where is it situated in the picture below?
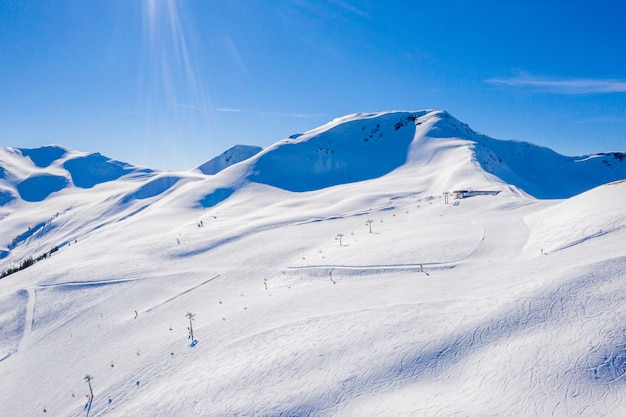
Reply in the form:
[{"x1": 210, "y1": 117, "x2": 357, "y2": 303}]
[
  {"x1": 84, "y1": 374, "x2": 94, "y2": 416},
  {"x1": 186, "y1": 312, "x2": 198, "y2": 347},
  {"x1": 84, "y1": 374, "x2": 94, "y2": 399}
]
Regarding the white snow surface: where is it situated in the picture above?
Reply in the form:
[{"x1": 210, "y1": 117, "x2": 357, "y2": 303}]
[
  {"x1": 1, "y1": 110, "x2": 625, "y2": 416},
  {"x1": 197, "y1": 145, "x2": 263, "y2": 175}
]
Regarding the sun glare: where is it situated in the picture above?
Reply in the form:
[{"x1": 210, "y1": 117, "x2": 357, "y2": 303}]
[{"x1": 140, "y1": 0, "x2": 213, "y2": 167}]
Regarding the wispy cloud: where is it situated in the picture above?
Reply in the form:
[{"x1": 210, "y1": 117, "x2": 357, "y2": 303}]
[
  {"x1": 333, "y1": 0, "x2": 371, "y2": 19},
  {"x1": 485, "y1": 74, "x2": 626, "y2": 94},
  {"x1": 216, "y1": 108, "x2": 327, "y2": 119},
  {"x1": 576, "y1": 115, "x2": 626, "y2": 124},
  {"x1": 173, "y1": 103, "x2": 203, "y2": 110},
  {"x1": 215, "y1": 107, "x2": 242, "y2": 113}
]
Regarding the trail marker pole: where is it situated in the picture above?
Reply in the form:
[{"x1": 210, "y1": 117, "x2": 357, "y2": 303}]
[
  {"x1": 336, "y1": 233, "x2": 344, "y2": 246},
  {"x1": 366, "y1": 220, "x2": 374, "y2": 233}
]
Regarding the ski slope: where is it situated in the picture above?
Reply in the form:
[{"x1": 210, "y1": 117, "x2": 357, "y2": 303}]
[{"x1": 0, "y1": 110, "x2": 625, "y2": 416}]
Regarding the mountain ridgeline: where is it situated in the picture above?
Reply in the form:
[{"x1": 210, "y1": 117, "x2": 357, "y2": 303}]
[
  {"x1": 0, "y1": 109, "x2": 624, "y2": 268},
  {"x1": 1, "y1": 110, "x2": 623, "y2": 207}
]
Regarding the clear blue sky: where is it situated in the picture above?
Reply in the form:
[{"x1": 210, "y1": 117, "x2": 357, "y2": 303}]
[{"x1": 1, "y1": 0, "x2": 625, "y2": 171}]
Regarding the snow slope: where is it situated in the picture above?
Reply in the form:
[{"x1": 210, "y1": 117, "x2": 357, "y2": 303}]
[
  {"x1": 197, "y1": 145, "x2": 263, "y2": 175},
  {"x1": 0, "y1": 110, "x2": 625, "y2": 416}
]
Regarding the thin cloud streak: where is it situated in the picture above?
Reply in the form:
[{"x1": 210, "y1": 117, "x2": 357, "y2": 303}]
[
  {"x1": 576, "y1": 115, "x2": 626, "y2": 124},
  {"x1": 172, "y1": 103, "x2": 203, "y2": 110},
  {"x1": 216, "y1": 108, "x2": 327, "y2": 119},
  {"x1": 485, "y1": 75, "x2": 626, "y2": 94}
]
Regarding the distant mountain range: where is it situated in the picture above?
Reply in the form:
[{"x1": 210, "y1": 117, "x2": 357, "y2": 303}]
[{"x1": 1, "y1": 110, "x2": 623, "y2": 208}]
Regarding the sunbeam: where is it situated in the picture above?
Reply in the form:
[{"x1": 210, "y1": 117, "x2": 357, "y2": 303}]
[{"x1": 140, "y1": 0, "x2": 214, "y2": 168}]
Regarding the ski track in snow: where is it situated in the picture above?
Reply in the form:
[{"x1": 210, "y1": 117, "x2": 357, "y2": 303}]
[
  {"x1": 0, "y1": 289, "x2": 29, "y2": 362},
  {"x1": 145, "y1": 274, "x2": 221, "y2": 312},
  {"x1": 286, "y1": 263, "x2": 455, "y2": 270},
  {"x1": 174, "y1": 197, "x2": 398, "y2": 261},
  {"x1": 101, "y1": 259, "x2": 623, "y2": 416},
  {"x1": 223, "y1": 259, "x2": 626, "y2": 416},
  {"x1": 4, "y1": 197, "x2": 626, "y2": 416},
  {"x1": 3, "y1": 196, "x2": 626, "y2": 416}
]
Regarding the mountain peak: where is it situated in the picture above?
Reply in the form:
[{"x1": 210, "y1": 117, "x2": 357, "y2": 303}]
[
  {"x1": 236, "y1": 109, "x2": 625, "y2": 198},
  {"x1": 246, "y1": 111, "x2": 425, "y2": 192}
]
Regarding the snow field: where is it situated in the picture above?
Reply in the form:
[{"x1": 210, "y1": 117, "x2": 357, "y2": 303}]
[
  {"x1": 3, "y1": 184, "x2": 625, "y2": 416},
  {"x1": 1, "y1": 110, "x2": 625, "y2": 416}
]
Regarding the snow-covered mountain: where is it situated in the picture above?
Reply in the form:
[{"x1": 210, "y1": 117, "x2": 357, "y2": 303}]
[
  {"x1": 241, "y1": 109, "x2": 623, "y2": 197},
  {"x1": 0, "y1": 145, "x2": 155, "y2": 202},
  {"x1": 197, "y1": 144, "x2": 263, "y2": 175},
  {"x1": 1, "y1": 109, "x2": 625, "y2": 416},
  {"x1": 1, "y1": 110, "x2": 623, "y2": 210}
]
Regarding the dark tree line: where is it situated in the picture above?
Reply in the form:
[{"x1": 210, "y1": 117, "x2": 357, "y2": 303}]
[{"x1": 1, "y1": 245, "x2": 59, "y2": 279}]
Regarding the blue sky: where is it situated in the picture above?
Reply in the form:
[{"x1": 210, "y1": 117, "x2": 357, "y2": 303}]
[{"x1": 1, "y1": 0, "x2": 625, "y2": 171}]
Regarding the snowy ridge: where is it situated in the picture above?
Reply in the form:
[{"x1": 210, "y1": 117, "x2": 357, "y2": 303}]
[
  {"x1": 0, "y1": 145, "x2": 156, "y2": 203},
  {"x1": 240, "y1": 109, "x2": 625, "y2": 196},
  {"x1": 0, "y1": 110, "x2": 625, "y2": 416},
  {"x1": 524, "y1": 180, "x2": 626, "y2": 254},
  {"x1": 197, "y1": 145, "x2": 263, "y2": 175}
]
